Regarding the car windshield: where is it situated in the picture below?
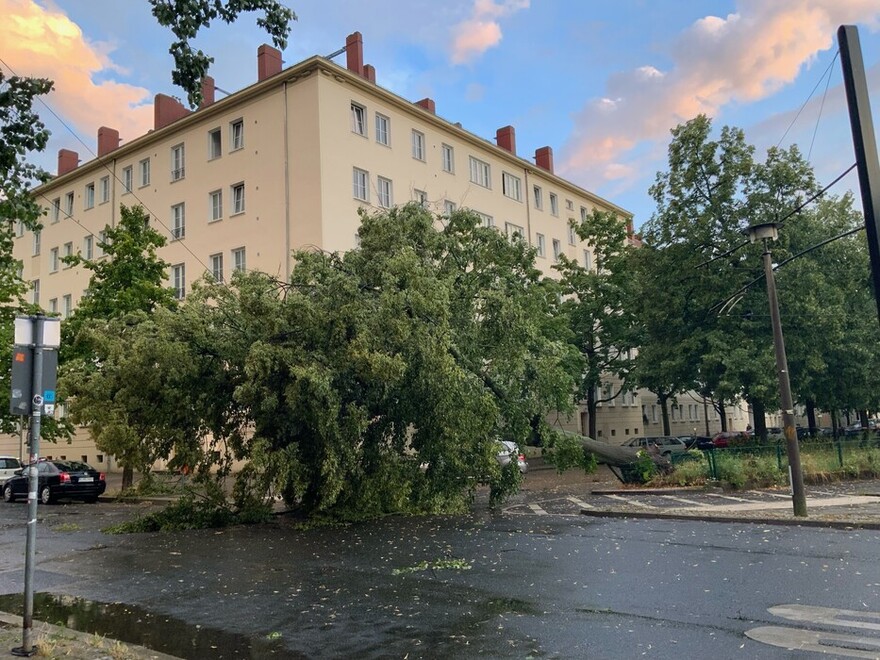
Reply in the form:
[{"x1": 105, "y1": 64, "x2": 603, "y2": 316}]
[{"x1": 52, "y1": 460, "x2": 92, "y2": 472}]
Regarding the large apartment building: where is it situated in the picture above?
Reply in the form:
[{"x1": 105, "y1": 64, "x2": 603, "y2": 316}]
[{"x1": 9, "y1": 32, "x2": 661, "y2": 466}]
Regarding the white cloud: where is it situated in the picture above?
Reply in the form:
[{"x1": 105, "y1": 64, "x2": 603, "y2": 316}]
[
  {"x1": 450, "y1": 0, "x2": 530, "y2": 65},
  {"x1": 559, "y1": 0, "x2": 880, "y2": 187}
]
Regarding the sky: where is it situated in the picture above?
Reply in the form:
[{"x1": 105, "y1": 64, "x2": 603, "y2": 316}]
[{"x1": 3, "y1": 0, "x2": 880, "y2": 228}]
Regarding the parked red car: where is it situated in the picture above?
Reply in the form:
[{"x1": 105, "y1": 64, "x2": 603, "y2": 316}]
[{"x1": 711, "y1": 431, "x2": 749, "y2": 448}]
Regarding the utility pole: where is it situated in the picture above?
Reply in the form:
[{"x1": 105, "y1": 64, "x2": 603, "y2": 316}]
[
  {"x1": 839, "y1": 25, "x2": 880, "y2": 326},
  {"x1": 745, "y1": 223, "x2": 807, "y2": 517}
]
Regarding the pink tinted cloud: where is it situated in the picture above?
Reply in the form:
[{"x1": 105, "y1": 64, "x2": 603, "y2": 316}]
[
  {"x1": 450, "y1": 0, "x2": 529, "y2": 65},
  {"x1": 560, "y1": 0, "x2": 880, "y2": 188},
  {"x1": 1, "y1": 0, "x2": 153, "y2": 146}
]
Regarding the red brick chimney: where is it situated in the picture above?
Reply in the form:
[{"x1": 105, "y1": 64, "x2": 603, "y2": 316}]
[
  {"x1": 57, "y1": 149, "x2": 78, "y2": 176},
  {"x1": 415, "y1": 98, "x2": 436, "y2": 114},
  {"x1": 200, "y1": 76, "x2": 215, "y2": 108},
  {"x1": 346, "y1": 32, "x2": 364, "y2": 76},
  {"x1": 258, "y1": 44, "x2": 282, "y2": 81},
  {"x1": 496, "y1": 126, "x2": 516, "y2": 155},
  {"x1": 535, "y1": 146, "x2": 554, "y2": 174},
  {"x1": 363, "y1": 64, "x2": 376, "y2": 83},
  {"x1": 97, "y1": 127, "x2": 120, "y2": 157},
  {"x1": 154, "y1": 94, "x2": 190, "y2": 130}
]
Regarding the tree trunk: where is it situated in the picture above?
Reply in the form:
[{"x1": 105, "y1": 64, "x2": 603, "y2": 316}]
[
  {"x1": 121, "y1": 465, "x2": 134, "y2": 492},
  {"x1": 806, "y1": 399, "x2": 817, "y2": 432},
  {"x1": 750, "y1": 398, "x2": 766, "y2": 441},
  {"x1": 659, "y1": 393, "x2": 670, "y2": 436},
  {"x1": 586, "y1": 386, "x2": 598, "y2": 440},
  {"x1": 859, "y1": 409, "x2": 870, "y2": 439},
  {"x1": 717, "y1": 400, "x2": 728, "y2": 432},
  {"x1": 831, "y1": 410, "x2": 840, "y2": 439}
]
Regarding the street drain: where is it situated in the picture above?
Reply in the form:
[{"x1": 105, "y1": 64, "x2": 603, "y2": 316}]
[{"x1": 0, "y1": 593, "x2": 298, "y2": 659}]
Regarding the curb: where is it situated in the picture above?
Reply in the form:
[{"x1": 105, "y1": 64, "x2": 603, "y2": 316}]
[{"x1": 577, "y1": 508, "x2": 880, "y2": 530}]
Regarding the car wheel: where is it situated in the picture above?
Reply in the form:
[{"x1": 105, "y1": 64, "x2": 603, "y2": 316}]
[
  {"x1": 39, "y1": 485, "x2": 54, "y2": 505},
  {"x1": 3, "y1": 484, "x2": 14, "y2": 503}
]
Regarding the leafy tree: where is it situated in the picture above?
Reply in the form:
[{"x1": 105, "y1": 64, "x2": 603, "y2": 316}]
[
  {"x1": 60, "y1": 205, "x2": 176, "y2": 489},
  {"x1": 149, "y1": 0, "x2": 297, "y2": 107},
  {"x1": 555, "y1": 209, "x2": 638, "y2": 439}
]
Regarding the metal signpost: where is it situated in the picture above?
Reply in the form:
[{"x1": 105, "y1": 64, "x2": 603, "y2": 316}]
[{"x1": 10, "y1": 315, "x2": 60, "y2": 657}]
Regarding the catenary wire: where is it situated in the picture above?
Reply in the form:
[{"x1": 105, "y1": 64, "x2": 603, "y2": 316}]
[
  {"x1": 807, "y1": 51, "x2": 839, "y2": 161},
  {"x1": 775, "y1": 50, "x2": 840, "y2": 149}
]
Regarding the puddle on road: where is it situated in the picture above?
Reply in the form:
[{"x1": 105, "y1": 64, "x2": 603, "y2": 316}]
[{"x1": 0, "y1": 593, "x2": 297, "y2": 659}]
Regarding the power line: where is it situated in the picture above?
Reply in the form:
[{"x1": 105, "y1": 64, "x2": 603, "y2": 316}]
[
  {"x1": 807, "y1": 51, "x2": 839, "y2": 161},
  {"x1": 776, "y1": 50, "x2": 840, "y2": 150},
  {"x1": 0, "y1": 56, "x2": 213, "y2": 275},
  {"x1": 778, "y1": 162, "x2": 857, "y2": 228}
]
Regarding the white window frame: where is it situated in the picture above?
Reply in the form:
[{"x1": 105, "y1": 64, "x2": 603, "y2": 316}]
[
  {"x1": 566, "y1": 199, "x2": 574, "y2": 211},
  {"x1": 51, "y1": 198, "x2": 60, "y2": 223},
  {"x1": 550, "y1": 193, "x2": 559, "y2": 216},
  {"x1": 62, "y1": 294, "x2": 72, "y2": 319},
  {"x1": 122, "y1": 166, "x2": 133, "y2": 193},
  {"x1": 172, "y1": 264, "x2": 186, "y2": 300},
  {"x1": 441, "y1": 144, "x2": 454, "y2": 173},
  {"x1": 63, "y1": 242, "x2": 73, "y2": 266},
  {"x1": 32, "y1": 231, "x2": 41, "y2": 256},
  {"x1": 230, "y1": 119, "x2": 244, "y2": 151},
  {"x1": 583, "y1": 249, "x2": 592, "y2": 270},
  {"x1": 49, "y1": 298, "x2": 57, "y2": 314},
  {"x1": 231, "y1": 183, "x2": 245, "y2": 215},
  {"x1": 31, "y1": 279, "x2": 39, "y2": 306},
  {"x1": 100, "y1": 176, "x2": 110, "y2": 203},
  {"x1": 552, "y1": 238, "x2": 561, "y2": 261},
  {"x1": 533, "y1": 185, "x2": 543, "y2": 211},
  {"x1": 581, "y1": 206, "x2": 588, "y2": 223},
  {"x1": 411, "y1": 130, "x2": 425, "y2": 161},
  {"x1": 377, "y1": 176, "x2": 393, "y2": 208},
  {"x1": 568, "y1": 224, "x2": 578, "y2": 246},
  {"x1": 476, "y1": 212, "x2": 493, "y2": 228},
  {"x1": 171, "y1": 144, "x2": 185, "y2": 181},
  {"x1": 375, "y1": 113, "x2": 390, "y2": 146},
  {"x1": 210, "y1": 253, "x2": 224, "y2": 282},
  {"x1": 505, "y1": 222, "x2": 525, "y2": 241},
  {"x1": 351, "y1": 102, "x2": 367, "y2": 136},
  {"x1": 444, "y1": 200, "x2": 457, "y2": 215},
  {"x1": 83, "y1": 235, "x2": 93, "y2": 260},
  {"x1": 413, "y1": 189, "x2": 427, "y2": 206},
  {"x1": 469, "y1": 156, "x2": 491, "y2": 188},
  {"x1": 65, "y1": 192, "x2": 74, "y2": 215},
  {"x1": 502, "y1": 172, "x2": 522, "y2": 202},
  {"x1": 208, "y1": 128, "x2": 222, "y2": 159},
  {"x1": 209, "y1": 189, "x2": 223, "y2": 222},
  {"x1": 171, "y1": 203, "x2": 185, "y2": 240},
  {"x1": 49, "y1": 247, "x2": 59, "y2": 273},
  {"x1": 139, "y1": 158, "x2": 151, "y2": 187},
  {"x1": 352, "y1": 168, "x2": 369, "y2": 201},
  {"x1": 536, "y1": 233, "x2": 546, "y2": 257},
  {"x1": 232, "y1": 247, "x2": 246, "y2": 272}
]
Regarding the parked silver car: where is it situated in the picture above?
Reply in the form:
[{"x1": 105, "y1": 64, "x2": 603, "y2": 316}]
[
  {"x1": 496, "y1": 441, "x2": 528, "y2": 473},
  {"x1": 0, "y1": 456, "x2": 23, "y2": 484},
  {"x1": 621, "y1": 436, "x2": 688, "y2": 458}
]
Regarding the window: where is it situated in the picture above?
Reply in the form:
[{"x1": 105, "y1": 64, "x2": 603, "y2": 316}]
[
  {"x1": 375, "y1": 114, "x2": 389, "y2": 146},
  {"x1": 566, "y1": 199, "x2": 574, "y2": 211},
  {"x1": 210, "y1": 253, "x2": 224, "y2": 282},
  {"x1": 552, "y1": 238, "x2": 561, "y2": 261},
  {"x1": 441, "y1": 144, "x2": 454, "y2": 173},
  {"x1": 413, "y1": 189, "x2": 427, "y2": 206},
  {"x1": 100, "y1": 176, "x2": 110, "y2": 203},
  {"x1": 15, "y1": 221, "x2": 24, "y2": 237},
  {"x1": 171, "y1": 144, "x2": 185, "y2": 181},
  {"x1": 583, "y1": 249, "x2": 592, "y2": 270},
  {"x1": 476, "y1": 212, "x2": 493, "y2": 228},
  {"x1": 352, "y1": 168, "x2": 369, "y2": 201},
  {"x1": 63, "y1": 242, "x2": 73, "y2": 264},
  {"x1": 208, "y1": 128, "x2": 222, "y2": 159},
  {"x1": 84, "y1": 183, "x2": 95, "y2": 209},
  {"x1": 549, "y1": 193, "x2": 558, "y2": 216},
  {"x1": 171, "y1": 264, "x2": 185, "y2": 300},
  {"x1": 533, "y1": 186, "x2": 543, "y2": 210},
  {"x1": 49, "y1": 298, "x2": 57, "y2": 314},
  {"x1": 411, "y1": 130, "x2": 425, "y2": 161},
  {"x1": 502, "y1": 172, "x2": 522, "y2": 201},
  {"x1": 83, "y1": 235, "x2": 93, "y2": 260},
  {"x1": 62, "y1": 295, "x2": 72, "y2": 319},
  {"x1": 65, "y1": 192, "x2": 74, "y2": 215},
  {"x1": 580, "y1": 206, "x2": 588, "y2": 223},
  {"x1": 469, "y1": 156, "x2": 491, "y2": 188},
  {"x1": 122, "y1": 166, "x2": 133, "y2": 193},
  {"x1": 209, "y1": 190, "x2": 223, "y2": 222},
  {"x1": 97, "y1": 230, "x2": 107, "y2": 257},
  {"x1": 536, "y1": 233, "x2": 546, "y2": 257},
  {"x1": 351, "y1": 103, "x2": 366, "y2": 136},
  {"x1": 377, "y1": 177, "x2": 393, "y2": 208},
  {"x1": 139, "y1": 158, "x2": 151, "y2": 187},
  {"x1": 171, "y1": 203, "x2": 185, "y2": 240},
  {"x1": 444, "y1": 200, "x2": 457, "y2": 215},
  {"x1": 230, "y1": 119, "x2": 244, "y2": 150},
  {"x1": 232, "y1": 247, "x2": 246, "y2": 272},
  {"x1": 32, "y1": 231, "x2": 40, "y2": 256},
  {"x1": 51, "y1": 198, "x2": 60, "y2": 223},
  {"x1": 505, "y1": 222, "x2": 525, "y2": 241},
  {"x1": 231, "y1": 183, "x2": 245, "y2": 214},
  {"x1": 31, "y1": 279, "x2": 39, "y2": 305},
  {"x1": 568, "y1": 223, "x2": 578, "y2": 245},
  {"x1": 49, "y1": 247, "x2": 59, "y2": 272}
]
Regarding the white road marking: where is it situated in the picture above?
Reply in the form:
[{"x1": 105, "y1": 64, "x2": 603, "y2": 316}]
[
  {"x1": 528, "y1": 503, "x2": 548, "y2": 515},
  {"x1": 658, "y1": 495, "x2": 711, "y2": 507},
  {"x1": 685, "y1": 495, "x2": 880, "y2": 513},
  {"x1": 748, "y1": 490, "x2": 792, "y2": 499},
  {"x1": 567, "y1": 496, "x2": 593, "y2": 509},
  {"x1": 769, "y1": 604, "x2": 880, "y2": 632},
  {"x1": 704, "y1": 493, "x2": 753, "y2": 502},
  {"x1": 601, "y1": 494, "x2": 657, "y2": 509},
  {"x1": 746, "y1": 626, "x2": 880, "y2": 658}
]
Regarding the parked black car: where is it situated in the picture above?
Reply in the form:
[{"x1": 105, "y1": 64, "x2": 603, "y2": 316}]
[{"x1": 3, "y1": 460, "x2": 106, "y2": 504}]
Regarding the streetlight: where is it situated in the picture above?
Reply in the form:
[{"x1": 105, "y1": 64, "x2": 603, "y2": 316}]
[{"x1": 744, "y1": 223, "x2": 807, "y2": 517}]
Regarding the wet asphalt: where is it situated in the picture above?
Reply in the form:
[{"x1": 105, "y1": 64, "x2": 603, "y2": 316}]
[{"x1": 0, "y1": 494, "x2": 877, "y2": 658}]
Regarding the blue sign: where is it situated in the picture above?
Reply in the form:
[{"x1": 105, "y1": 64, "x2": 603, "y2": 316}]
[{"x1": 43, "y1": 390, "x2": 56, "y2": 403}]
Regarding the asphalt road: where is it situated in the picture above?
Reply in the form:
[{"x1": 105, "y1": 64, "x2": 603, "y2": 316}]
[{"x1": 0, "y1": 498, "x2": 877, "y2": 658}]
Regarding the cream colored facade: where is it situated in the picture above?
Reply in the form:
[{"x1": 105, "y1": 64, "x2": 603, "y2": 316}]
[{"x1": 10, "y1": 36, "x2": 647, "y2": 466}]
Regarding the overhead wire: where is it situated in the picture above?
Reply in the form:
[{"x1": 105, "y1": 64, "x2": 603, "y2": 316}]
[
  {"x1": 807, "y1": 51, "x2": 839, "y2": 161},
  {"x1": 775, "y1": 50, "x2": 840, "y2": 150}
]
